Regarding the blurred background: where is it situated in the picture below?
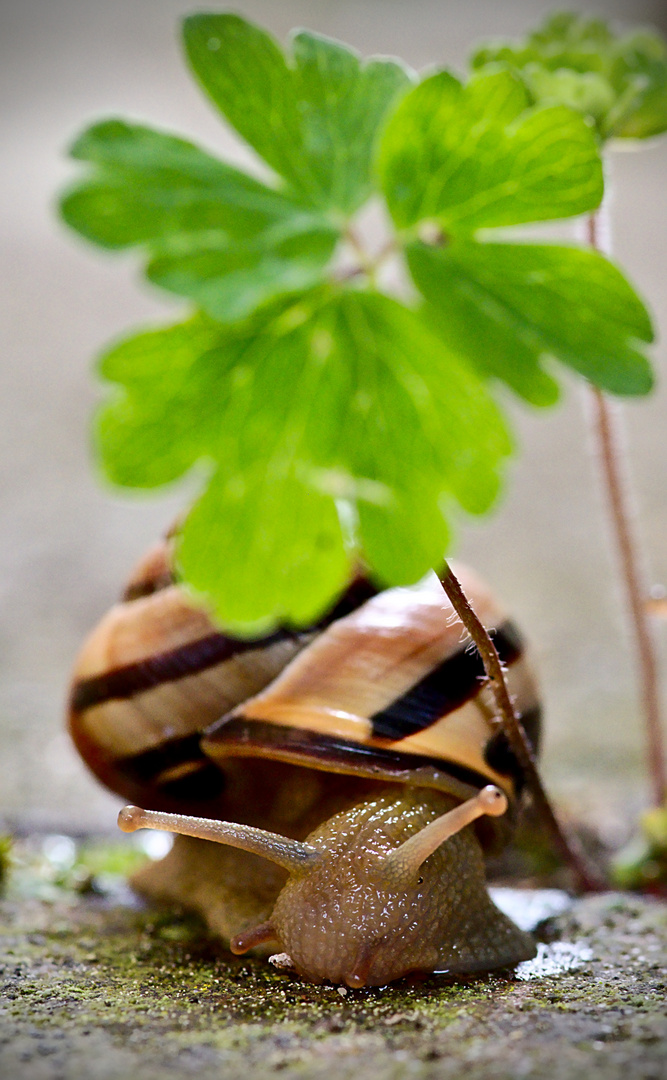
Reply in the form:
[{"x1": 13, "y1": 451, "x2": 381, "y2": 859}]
[{"x1": 2, "y1": 0, "x2": 666, "y2": 839}]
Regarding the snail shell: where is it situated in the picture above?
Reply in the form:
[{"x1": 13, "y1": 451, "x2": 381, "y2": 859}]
[{"x1": 68, "y1": 541, "x2": 540, "y2": 983}]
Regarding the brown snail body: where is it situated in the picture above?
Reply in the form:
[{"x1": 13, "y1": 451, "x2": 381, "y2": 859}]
[{"x1": 69, "y1": 541, "x2": 540, "y2": 986}]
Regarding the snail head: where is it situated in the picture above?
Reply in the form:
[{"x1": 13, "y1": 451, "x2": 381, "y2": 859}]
[{"x1": 117, "y1": 783, "x2": 532, "y2": 987}]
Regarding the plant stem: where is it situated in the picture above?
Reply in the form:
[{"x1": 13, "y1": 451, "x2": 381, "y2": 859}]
[
  {"x1": 343, "y1": 225, "x2": 377, "y2": 285},
  {"x1": 586, "y1": 210, "x2": 666, "y2": 808},
  {"x1": 438, "y1": 560, "x2": 606, "y2": 892}
]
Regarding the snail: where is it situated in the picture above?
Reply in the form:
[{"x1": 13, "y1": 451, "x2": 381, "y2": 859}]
[{"x1": 68, "y1": 539, "x2": 540, "y2": 986}]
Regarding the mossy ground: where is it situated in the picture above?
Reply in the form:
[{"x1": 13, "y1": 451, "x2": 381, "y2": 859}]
[{"x1": 0, "y1": 839, "x2": 665, "y2": 1080}]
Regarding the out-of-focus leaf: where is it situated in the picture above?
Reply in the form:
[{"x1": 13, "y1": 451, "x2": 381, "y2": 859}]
[
  {"x1": 471, "y1": 12, "x2": 667, "y2": 141},
  {"x1": 606, "y1": 33, "x2": 667, "y2": 139},
  {"x1": 95, "y1": 315, "x2": 227, "y2": 487},
  {"x1": 409, "y1": 240, "x2": 654, "y2": 401},
  {"x1": 183, "y1": 14, "x2": 413, "y2": 213},
  {"x1": 291, "y1": 31, "x2": 414, "y2": 212},
  {"x1": 146, "y1": 224, "x2": 338, "y2": 323},
  {"x1": 61, "y1": 120, "x2": 309, "y2": 248},
  {"x1": 95, "y1": 289, "x2": 510, "y2": 629},
  {"x1": 378, "y1": 68, "x2": 602, "y2": 231},
  {"x1": 177, "y1": 465, "x2": 350, "y2": 634},
  {"x1": 61, "y1": 12, "x2": 661, "y2": 635},
  {"x1": 308, "y1": 291, "x2": 511, "y2": 583},
  {"x1": 60, "y1": 119, "x2": 337, "y2": 320}
]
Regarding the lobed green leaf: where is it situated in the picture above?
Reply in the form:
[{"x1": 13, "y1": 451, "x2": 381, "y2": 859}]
[
  {"x1": 177, "y1": 465, "x2": 350, "y2": 634},
  {"x1": 183, "y1": 15, "x2": 307, "y2": 197},
  {"x1": 378, "y1": 68, "x2": 603, "y2": 232},
  {"x1": 301, "y1": 291, "x2": 511, "y2": 583},
  {"x1": 61, "y1": 119, "x2": 337, "y2": 321},
  {"x1": 291, "y1": 32, "x2": 414, "y2": 213},
  {"x1": 183, "y1": 14, "x2": 413, "y2": 214},
  {"x1": 63, "y1": 12, "x2": 661, "y2": 632},
  {"x1": 146, "y1": 224, "x2": 337, "y2": 323},
  {"x1": 95, "y1": 289, "x2": 510, "y2": 628},
  {"x1": 606, "y1": 36, "x2": 667, "y2": 139},
  {"x1": 471, "y1": 12, "x2": 667, "y2": 141},
  {"x1": 95, "y1": 316, "x2": 228, "y2": 487},
  {"x1": 409, "y1": 240, "x2": 654, "y2": 401},
  {"x1": 61, "y1": 120, "x2": 308, "y2": 248}
]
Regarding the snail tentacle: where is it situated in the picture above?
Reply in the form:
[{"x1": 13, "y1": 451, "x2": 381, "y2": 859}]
[
  {"x1": 381, "y1": 784, "x2": 508, "y2": 889},
  {"x1": 118, "y1": 805, "x2": 323, "y2": 873}
]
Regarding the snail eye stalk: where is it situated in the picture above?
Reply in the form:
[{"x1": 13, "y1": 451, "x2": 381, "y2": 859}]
[
  {"x1": 118, "y1": 805, "x2": 323, "y2": 874},
  {"x1": 381, "y1": 785, "x2": 508, "y2": 889}
]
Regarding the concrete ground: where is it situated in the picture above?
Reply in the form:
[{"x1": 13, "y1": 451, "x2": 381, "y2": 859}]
[{"x1": 0, "y1": 848, "x2": 666, "y2": 1080}]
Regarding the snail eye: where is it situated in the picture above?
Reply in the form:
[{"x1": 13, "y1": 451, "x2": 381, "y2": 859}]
[{"x1": 418, "y1": 876, "x2": 424, "y2": 885}]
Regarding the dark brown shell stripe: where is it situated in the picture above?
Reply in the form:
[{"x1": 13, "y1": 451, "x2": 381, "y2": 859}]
[
  {"x1": 119, "y1": 693, "x2": 542, "y2": 806},
  {"x1": 69, "y1": 574, "x2": 379, "y2": 802},
  {"x1": 203, "y1": 619, "x2": 540, "y2": 796},
  {"x1": 207, "y1": 717, "x2": 494, "y2": 789},
  {"x1": 111, "y1": 620, "x2": 538, "y2": 805},
  {"x1": 70, "y1": 629, "x2": 297, "y2": 713},
  {"x1": 200, "y1": 705, "x2": 540, "y2": 796},
  {"x1": 368, "y1": 621, "x2": 524, "y2": 739},
  {"x1": 70, "y1": 575, "x2": 378, "y2": 714}
]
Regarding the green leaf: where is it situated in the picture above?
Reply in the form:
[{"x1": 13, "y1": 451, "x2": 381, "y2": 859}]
[
  {"x1": 95, "y1": 315, "x2": 227, "y2": 487},
  {"x1": 61, "y1": 119, "x2": 338, "y2": 321},
  {"x1": 378, "y1": 68, "x2": 603, "y2": 232},
  {"x1": 322, "y1": 291, "x2": 511, "y2": 514},
  {"x1": 95, "y1": 293, "x2": 378, "y2": 627},
  {"x1": 471, "y1": 13, "x2": 667, "y2": 141},
  {"x1": 61, "y1": 119, "x2": 306, "y2": 248},
  {"x1": 146, "y1": 224, "x2": 338, "y2": 323},
  {"x1": 183, "y1": 15, "x2": 306, "y2": 195},
  {"x1": 291, "y1": 32, "x2": 414, "y2": 212},
  {"x1": 192, "y1": 289, "x2": 509, "y2": 599},
  {"x1": 408, "y1": 240, "x2": 655, "y2": 401},
  {"x1": 95, "y1": 289, "x2": 510, "y2": 628},
  {"x1": 313, "y1": 292, "x2": 511, "y2": 583},
  {"x1": 183, "y1": 14, "x2": 412, "y2": 213},
  {"x1": 606, "y1": 33, "x2": 667, "y2": 139},
  {"x1": 472, "y1": 12, "x2": 614, "y2": 76},
  {"x1": 177, "y1": 466, "x2": 349, "y2": 634},
  {"x1": 518, "y1": 67, "x2": 616, "y2": 127}
]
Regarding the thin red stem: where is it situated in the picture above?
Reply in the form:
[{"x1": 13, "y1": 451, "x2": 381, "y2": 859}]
[
  {"x1": 586, "y1": 212, "x2": 666, "y2": 808},
  {"x1": 439, "y1": 562, "x2": 606, "y2": 892}
]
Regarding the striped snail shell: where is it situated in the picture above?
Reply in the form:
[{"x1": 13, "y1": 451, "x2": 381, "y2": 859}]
[{"x1": 68, "y1": 540, "x2": 540, "y2": 986}]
